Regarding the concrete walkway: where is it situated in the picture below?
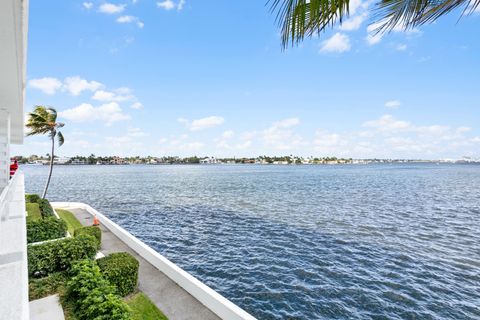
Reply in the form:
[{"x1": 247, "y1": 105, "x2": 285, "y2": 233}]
[
  {"x1": 30, "y1": 295, "x2": 65, "y2": 320},
  {"x1": 70, "y1": 208, "x2": 220, "y2": 320}
]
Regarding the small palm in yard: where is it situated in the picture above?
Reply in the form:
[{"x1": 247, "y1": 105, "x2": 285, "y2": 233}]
[{"x1": 26, "y1": 106, "x2": 65, "y2": 199}]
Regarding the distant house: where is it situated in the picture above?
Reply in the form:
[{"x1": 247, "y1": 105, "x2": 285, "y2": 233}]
[
  {"x1": 71, "y1": 158, "x2": 86, "y2": 165},
  {"x1": 200, "y1": 157, "x2": 217, "y2": 164},
  {"x1": 110, "y1": 156, "x2": 126, "y2": 165},
  {"x1": 54, "y1": 156, "x2": 70, "y2": 165}
]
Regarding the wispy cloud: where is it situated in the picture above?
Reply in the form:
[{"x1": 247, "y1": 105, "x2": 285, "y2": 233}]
[
  {"x1": 99, "y1": 3, "x2": 126, "y2": 14},
  {"x1": 116, "y1": 15, "x2": 144, "y2": 28},
  {"x1": 178, "y1": 116, "x2": 225, "y2": 131},
  {"x1": 384, "y1": 100, "x2": 401, "y2": 109},
  {"x1": 82, "y1": 2, "x2": 93, "y2": 9},
  {"x1": 59, "y1": 102, "x2": 130, "y2": 126},
  {"x1": 157, "y1": 0, "x2": 186, "y2": 11},
  {"x1": 28, "y1": 77, "x2": 63, "y2": 95},
  {"x1": 320, "y1": 33, "x2": 351, "y2": 53}
]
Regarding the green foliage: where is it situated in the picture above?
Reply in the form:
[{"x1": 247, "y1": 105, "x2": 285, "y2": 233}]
[
  {"x1": 28, "y1": 235, "x2": 98, "y2": 277},
  {"x1": 26, "y1": 193, "x2": 41, "y2": 203},
  {"x1": 38, "y1": 198, "x2": 55, "y2": 217},
  {"x1": 26, "y1": 203, "x2": 42, "y2": 222},
  {"x1": 29, "y1": 271, "x2": 68, "y2": 301},
  {"x1": 126, "y1": 292, "x2": 168, "y2": 320},
  {"x1": 57, "y1": 209, "x2": 83, "y2": 235},
  {"x1": 64, "y1": 260, "x2": 130, "y2": 320},
  {"x1": 27, "y1": 217, "x2": 67, "y2": 243},
  {"x1": 97, "y1": 252, "x2": 139, "y2": 297},
  {"x1": 74, "y1": 226, "x2": 101, "y2": 249}
]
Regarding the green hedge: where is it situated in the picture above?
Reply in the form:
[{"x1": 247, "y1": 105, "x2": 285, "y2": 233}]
[
  {"x1": 24, "y1": 194, "x2": 55, "y2": 218},
  {"x1": 27, "y1": 217, "x2": 67, "y2": 243},
  {"x1": 97, "y1": 252, "x2": 139, "y2": 297},
  {"x1": 28, "y1": 234, "x2": 98, "y2": 277},
  {"x1": 25, "y1": 194, "x2": 41, "y2": 203},
  {"x1": 64, "y1": 260, "x2": 131, "y2": 320},
  {"x1": 38, "y1": 199, "x2": 55, "y2": 218},
  {"x1": 74, "y1": 226, "x2": 101, "y2": 249}
]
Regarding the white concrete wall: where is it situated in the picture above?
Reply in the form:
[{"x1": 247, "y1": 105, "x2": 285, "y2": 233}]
[
  {"x1": 0, "y1": 172, "x2": 29, "y2": 320},
  {"x1": 0, "y1": 110, "x2": 11, "y2": 190},
  {"x1": 52, "y1": 202, "x2": 256, "y2": 320}
]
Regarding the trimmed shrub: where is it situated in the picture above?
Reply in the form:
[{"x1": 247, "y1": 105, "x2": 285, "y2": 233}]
[
  {"x1": 29, "y1": 271, "x2": 68, "y2": 301},
  {"x1": 28, "y1": 234, "x2": 98, "y2": 277},
  {"x1": 38, "y1": 198, "x2": 55, "y2": 218},
  {"x1": 97, "y1": 252, "x2": 139, "y2": 297},
  {"x1": 27, "y1": 217, "x2": 67, "y2": 243},
  {"x1": 25, "y1": 194, "x2": 41, "y2": 203},
  {"x1": 64, "y1": 260, "x2": 130, "y2": 320},
  {"x1": 74, "y1": 226, "x2": 101, "y2": 249}
]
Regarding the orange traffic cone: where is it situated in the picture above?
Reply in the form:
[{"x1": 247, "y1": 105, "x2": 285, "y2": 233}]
[{"x1": 93, "y1": 215, "x2": 100, "y2": 226}]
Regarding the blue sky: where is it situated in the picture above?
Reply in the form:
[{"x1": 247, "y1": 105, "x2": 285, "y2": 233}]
[{"x1": 12, "y1": 0, "x2": 480, "y2": 159}]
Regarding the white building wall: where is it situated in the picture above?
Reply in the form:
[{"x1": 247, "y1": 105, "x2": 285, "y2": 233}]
[
  {"x1": 0, "y1": 172, "x2": 29, "y2": 320},
  {"x1": 0, "y1": 110, "x2": 11, "y2": 190}
]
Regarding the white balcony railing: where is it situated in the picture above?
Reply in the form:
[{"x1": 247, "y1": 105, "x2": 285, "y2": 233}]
[{"x1": 0, "y1": 171, "x2": 29, "y2": 320}]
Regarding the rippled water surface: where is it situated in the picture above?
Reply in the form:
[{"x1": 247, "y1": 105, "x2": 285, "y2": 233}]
[{"x1": 23, "y1": 164, "x2": 480, "y2": 319}]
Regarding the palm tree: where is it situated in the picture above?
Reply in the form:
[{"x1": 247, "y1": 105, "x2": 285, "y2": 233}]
[
  {"x1": 26, "y1": 106, "x2": 65, "y2": 199},
  {"x1": 269, "y1": 0, "x2": 480, "y2": 48}
]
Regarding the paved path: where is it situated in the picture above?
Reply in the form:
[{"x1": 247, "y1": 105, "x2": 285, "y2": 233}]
[
  {"x1": 30, "y1": 295, "x2": 65, "y2": 320},
  {"x1": 71, "y1": 208, "x2": 220, "y2": 320}
]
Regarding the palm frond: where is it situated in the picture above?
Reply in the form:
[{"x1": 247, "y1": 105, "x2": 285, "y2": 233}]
[
  {"x1": 47, "y1": 107, "x2": 58, "y2": 122},
  {"x1": 57, "y1": 131, "x2": 65, "y2": 147},
  {"x1": 269, "y1": 0, "x2": 351, "y2": 49}
]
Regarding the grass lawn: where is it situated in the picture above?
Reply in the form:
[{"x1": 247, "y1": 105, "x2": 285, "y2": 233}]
[
  {"x1": 125, "y1": 292, "x2": 168, "y2": 320},
  {"x1": 26, "y1": 203, "x2": 42, "y2": 222},
  {"x1": 56, "y1": 209, "x2": 83, "y2": 235}
]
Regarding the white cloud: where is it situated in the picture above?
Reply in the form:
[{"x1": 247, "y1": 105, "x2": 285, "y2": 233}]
[
  {"x1": 130, "y1": 102, "x2": 143, "y2": 109},
  {"x1": 83, "y1": 2, "x2": 93, "y2": 9},
  {"x1": 91, "y1": 89, "x2": 134, "y2": 102},
  {"x1": 99, "y1": 3, "x2": 126, "y2": 14},
  {"x1": 178, "y1": 0, "x2": 186, "y2": 10},
  {"x1": 263, "y1": 118, "x2": 304, "y2": 151},
  {"x1": 117, "y1": 15, "x2": 135, "y2": 23},
  {"x1": 59, "y1": 102, "x2": 130, "y2": 126},
  {"x1": 222, "y1": 130, "x2": 235, "y2": 139},
  {"x1": 127, "y1": 127, "x2": 148, "y2": 137},
  {"x1": 384, "y1": 100, "x2": 401, "y2": 109},
  {"x1": 63, "y1": 76, "x2": 103, "y2": 96},
  {"x1": 179, "y1": 116, "x2": 225, "y2": 131},
  {"x1": 320, "y1": 33, "x2": 351, "y2": 53},
  {"x1": 395, "y1": 43, "x2": 408, "y2": 51},
  {"x1": 157, "y1": 0, "x2": 175, "y2": 10},
  {"x1": 339, "y1": 13, "x2": 367, "y2": 31},
  {"x1": 28, "y1": 77, "x2": 63, "y2": 95},
  {"x1": 363, "y1": 114, "x2": 411, "y2": 132},
  {"x1": 116, "y1": 15, "x2": 144, "y2": 28},
  {"x1": 272, "y1": 117, "x2": 300, "y2": 128},
  {"x1": 366, "y1": 21, "x2": 421, "y2": 45}
]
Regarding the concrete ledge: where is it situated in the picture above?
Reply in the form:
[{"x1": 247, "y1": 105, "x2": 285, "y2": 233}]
[{"x1": 52, "y1": 202, "x2": 256, "y2": 320}]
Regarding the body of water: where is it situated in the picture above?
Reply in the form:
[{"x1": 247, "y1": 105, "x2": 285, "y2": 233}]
[{"x1": 22, "y1": 163, "x2": 480, "y2": 319}]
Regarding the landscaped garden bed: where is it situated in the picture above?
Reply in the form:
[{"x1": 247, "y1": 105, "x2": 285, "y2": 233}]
[
  {"x1": 26, "y1": 200, "x2": 167, "y2": 319},
  {"x1": 26, "y1": 194, "x2": 67, "y2": 244}
]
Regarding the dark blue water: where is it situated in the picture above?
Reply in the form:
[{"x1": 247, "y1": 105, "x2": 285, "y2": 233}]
[{"x1": 23, "y1": 164, "x2": 480, "y2": 319}]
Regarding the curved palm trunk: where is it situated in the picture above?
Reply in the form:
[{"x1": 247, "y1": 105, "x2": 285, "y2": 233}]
[{"x1": 42, "y1": 135, "x2": 55, "y2": 199}]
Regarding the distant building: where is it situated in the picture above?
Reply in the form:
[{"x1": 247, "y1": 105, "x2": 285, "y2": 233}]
[
  {"x1": 71, "y1": 158, "x2": 86, "y2": 165},
  {"x1": 200, "y1": 157, "x2": 217, "y2": 164},
  {"x1": 110, "y1": 156, "x2": 126, "y2": 165},
  {"x1": 54, "y1": 156, "x2": 70, "y2": 165}
]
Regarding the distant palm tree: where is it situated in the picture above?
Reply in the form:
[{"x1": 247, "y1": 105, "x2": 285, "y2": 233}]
[
  {"x1": 26, "y1": 106, "x2": 65, "y2": 199},
  {"x1": 269, "y1": 0, "x2": 480, "y2": 48}
]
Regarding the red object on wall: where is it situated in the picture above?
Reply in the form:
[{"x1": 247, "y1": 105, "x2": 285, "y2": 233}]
[{"x1": 10, "y1": 159, "x2": 18, "y2": 177}]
